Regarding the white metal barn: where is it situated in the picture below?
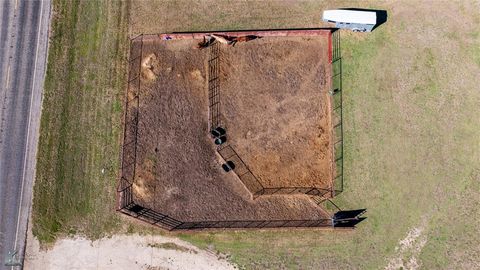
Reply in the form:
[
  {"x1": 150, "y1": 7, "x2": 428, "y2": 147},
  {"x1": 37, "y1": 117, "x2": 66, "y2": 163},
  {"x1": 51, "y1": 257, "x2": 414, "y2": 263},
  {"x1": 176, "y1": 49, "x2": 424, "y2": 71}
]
[{"x1": 323, "y1": 10, "x2": 377, "y2": 32}]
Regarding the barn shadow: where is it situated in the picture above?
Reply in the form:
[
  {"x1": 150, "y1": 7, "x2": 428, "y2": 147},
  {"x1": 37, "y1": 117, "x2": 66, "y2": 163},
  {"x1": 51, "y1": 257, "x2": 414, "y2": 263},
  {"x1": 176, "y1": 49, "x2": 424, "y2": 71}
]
[{"x1": 341, "y1": 8, "x2": 388, "y2": 31}]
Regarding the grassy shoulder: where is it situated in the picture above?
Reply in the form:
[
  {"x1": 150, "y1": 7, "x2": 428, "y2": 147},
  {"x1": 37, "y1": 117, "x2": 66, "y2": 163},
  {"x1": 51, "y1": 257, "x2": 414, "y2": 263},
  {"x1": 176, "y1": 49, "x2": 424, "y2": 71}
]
[{"x1": 31, "y1": 0, "x2": 129, "y2": 243}]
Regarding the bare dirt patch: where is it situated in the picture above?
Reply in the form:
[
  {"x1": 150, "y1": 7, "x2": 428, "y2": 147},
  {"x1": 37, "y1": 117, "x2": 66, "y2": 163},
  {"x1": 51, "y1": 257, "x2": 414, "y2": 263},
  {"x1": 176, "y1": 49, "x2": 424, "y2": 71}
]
[
  {"x1": 220, "y1": 36, "x2": 332, "y2": 188},
  {"x1": 385, "y1": 217, "x2": 429, "y2": 270},
  {"x1": 131, "y1": 37, "x2": 332, "y2": 222},
  {"x1": 25, "y1": 232, "x2": 235, "y2": 270}
]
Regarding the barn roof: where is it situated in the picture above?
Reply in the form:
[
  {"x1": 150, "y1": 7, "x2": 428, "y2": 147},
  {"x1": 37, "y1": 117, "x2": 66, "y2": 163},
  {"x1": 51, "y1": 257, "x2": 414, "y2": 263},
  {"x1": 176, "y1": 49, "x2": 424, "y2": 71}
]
[{"x1": 323, "y1": 10, "x2": 377, "y2": 25}]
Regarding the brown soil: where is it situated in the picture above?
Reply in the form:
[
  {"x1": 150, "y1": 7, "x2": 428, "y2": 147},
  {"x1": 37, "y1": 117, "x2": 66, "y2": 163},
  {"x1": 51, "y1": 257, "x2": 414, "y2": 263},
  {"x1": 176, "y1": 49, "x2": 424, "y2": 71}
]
[
  {"x1": 220, "y1": 36, "x2": 332, "y2": 189},
  {"x1": 131, "y1": 37, "x2": 332, "y2": 222}
]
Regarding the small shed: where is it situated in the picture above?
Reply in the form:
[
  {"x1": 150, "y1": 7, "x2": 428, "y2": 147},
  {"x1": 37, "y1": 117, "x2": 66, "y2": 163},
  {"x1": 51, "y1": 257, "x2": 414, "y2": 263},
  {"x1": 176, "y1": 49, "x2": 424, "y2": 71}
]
[{"x1": 323, "y1": 10, "x2": 377, "y2": 32}]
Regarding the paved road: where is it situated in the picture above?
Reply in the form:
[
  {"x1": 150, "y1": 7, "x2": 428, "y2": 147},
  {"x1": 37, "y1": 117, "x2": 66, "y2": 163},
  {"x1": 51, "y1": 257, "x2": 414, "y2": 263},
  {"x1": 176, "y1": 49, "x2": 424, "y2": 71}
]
[{"x1": 0, "y1": 0, "x2": 51, "y2": 269}]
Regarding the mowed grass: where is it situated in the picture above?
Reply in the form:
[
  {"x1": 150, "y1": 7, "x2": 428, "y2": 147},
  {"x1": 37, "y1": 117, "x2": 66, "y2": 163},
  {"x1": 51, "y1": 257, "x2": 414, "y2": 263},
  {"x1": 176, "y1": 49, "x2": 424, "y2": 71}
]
[
  {"x1": 131, "y1": 1, "x2": 480, "y2": 269},
  {"x1": 31, "y1": 0, "x2": 130, "y2": 243}
]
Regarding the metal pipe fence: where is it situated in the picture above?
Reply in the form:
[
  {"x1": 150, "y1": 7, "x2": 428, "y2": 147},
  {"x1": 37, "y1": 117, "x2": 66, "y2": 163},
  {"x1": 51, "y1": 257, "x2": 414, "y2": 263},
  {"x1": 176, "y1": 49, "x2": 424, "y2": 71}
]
[
  {"x1": 118, "y1": 34, "x2": 143, "y2": 208},
  {"x1": 116, "y1": 32, "x2": 353, "y2": 230},
  {"x1": 120, "y1": 202, "x2": 333, "y2": 230},
  {"x1": 209, "y1": 38, "x2": 339, "y2": 202},
  {"x1": 331, "y1": 30, "x2": 344, "y2": 195},
  {"x1": 217, "y1": 144, "x2": 264, "y2": 197},
  {"x1": 208, "y1": 41, "x2": 221, "y2": 129},
  {"x1": 117, "y1": 35, "x2": 143, "y2": 192}
]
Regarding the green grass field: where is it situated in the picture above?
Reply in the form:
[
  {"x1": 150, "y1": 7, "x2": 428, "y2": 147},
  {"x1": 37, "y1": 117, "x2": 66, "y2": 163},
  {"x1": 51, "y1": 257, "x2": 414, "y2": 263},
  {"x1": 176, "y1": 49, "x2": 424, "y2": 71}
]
[
  {"x1": 32, "y1": 0, "x2": 479, "y2": 269},
  {"x1": 31, "y1": 0, "x2": 129, "y2": 243}
]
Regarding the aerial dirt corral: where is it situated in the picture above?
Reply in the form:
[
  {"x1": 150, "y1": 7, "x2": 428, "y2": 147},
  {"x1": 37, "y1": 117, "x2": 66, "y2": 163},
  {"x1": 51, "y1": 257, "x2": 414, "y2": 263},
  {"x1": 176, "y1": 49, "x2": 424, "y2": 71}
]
[
  {"x1": 220, "y1": 36, "x2": 332, "y2": 189},
  {"x1": 130, "y1": 36, "x2": 332, "y2": 222}
]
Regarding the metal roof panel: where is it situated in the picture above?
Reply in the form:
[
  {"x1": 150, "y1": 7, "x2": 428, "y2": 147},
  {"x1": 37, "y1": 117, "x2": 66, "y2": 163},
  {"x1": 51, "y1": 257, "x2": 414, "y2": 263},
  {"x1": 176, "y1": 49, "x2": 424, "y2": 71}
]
[{"x1": 323, "y1": 10, "x2": 377, "y2": 25}]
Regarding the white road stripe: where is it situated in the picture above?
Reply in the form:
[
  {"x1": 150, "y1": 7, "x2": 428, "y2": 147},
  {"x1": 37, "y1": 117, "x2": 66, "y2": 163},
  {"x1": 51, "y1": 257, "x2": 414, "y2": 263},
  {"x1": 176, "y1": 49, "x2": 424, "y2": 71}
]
[{"x1": 5, "y1": 64, "x2": 10, "y2": 88}]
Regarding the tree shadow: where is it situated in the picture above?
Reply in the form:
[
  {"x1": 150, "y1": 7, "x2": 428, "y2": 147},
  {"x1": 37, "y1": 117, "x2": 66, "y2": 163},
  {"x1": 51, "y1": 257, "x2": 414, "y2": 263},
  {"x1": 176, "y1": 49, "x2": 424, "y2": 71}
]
[{"x1": 341, "y1": 8, "x2": 388, "y2": 31}]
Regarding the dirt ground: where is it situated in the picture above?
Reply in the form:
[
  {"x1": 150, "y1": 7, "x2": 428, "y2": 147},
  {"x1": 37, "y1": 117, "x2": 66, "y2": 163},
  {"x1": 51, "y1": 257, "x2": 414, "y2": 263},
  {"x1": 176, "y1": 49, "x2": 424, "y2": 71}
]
[
  {"x1": 25, "y1": 230, "x2": 235, "y2": 270},
  {"x1": 131, "y1": 38, "x2": 331, "y2": 222},
  {"x1": 220, "y1": 36, "x2": 332, "y2": 188}
]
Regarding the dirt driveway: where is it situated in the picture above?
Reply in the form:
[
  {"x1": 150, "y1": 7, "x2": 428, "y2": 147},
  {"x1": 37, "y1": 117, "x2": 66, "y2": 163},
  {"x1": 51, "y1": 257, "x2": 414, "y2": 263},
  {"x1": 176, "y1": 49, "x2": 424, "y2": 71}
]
[{"x1": 24, "y1": 230, "x2": 235, "y2": 270}]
